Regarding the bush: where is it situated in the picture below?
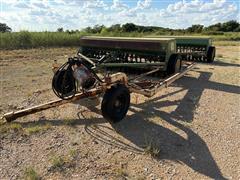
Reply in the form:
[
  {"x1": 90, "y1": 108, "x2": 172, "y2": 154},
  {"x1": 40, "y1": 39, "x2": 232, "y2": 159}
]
[{"x1": 17, "y1": 31, "x2": 32, "y2": 48}]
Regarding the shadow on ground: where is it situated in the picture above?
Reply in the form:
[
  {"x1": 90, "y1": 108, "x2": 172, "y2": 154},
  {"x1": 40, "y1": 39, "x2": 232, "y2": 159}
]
[
  {"x1": 13, "y1": 62, "x2": 240, "y2": 179},
  {"x1": 110, "y1": 68, "x2": 239, "y2": 179},
  {"x1": 213, "y1": 60, "x2": 240, "y2": 67},
  {"x1": 196, "y1": 59, "x2": 240, "y2": 68}
]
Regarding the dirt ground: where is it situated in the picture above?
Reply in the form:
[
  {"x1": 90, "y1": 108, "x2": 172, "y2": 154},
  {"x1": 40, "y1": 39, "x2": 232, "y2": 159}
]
[{"x1": 0, "y1": 45, "x2": 239, "y2": 180}]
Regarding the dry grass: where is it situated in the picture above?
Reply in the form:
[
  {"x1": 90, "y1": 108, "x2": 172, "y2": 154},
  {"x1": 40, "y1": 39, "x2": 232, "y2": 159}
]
[
  {"x1": 0, "y1": 122, "x2": 52, "y2": 135},
  {"x1": 213, "y1": 41, "x2": 240, "y2": 46},
  {"x1": 49, "y1": 155, "x2": 65, "y2": 169},
  {"x1": 0, "y1": 123, "x2": 23, "y2": 134},
  {"x1": 23, "y1": 167, "x2": 40, "y2": 180},
  {"x1": 49, "y1": 150, "x2": 78, "y2": 171},
  {"x1": 144, "y1": 135, "x2": 160, "y2": 157},
  {"x1": 68, "y1": 149, "x2": 78, "y2": 159},
  {"x1": 25, "y1": 123, "x2": 51, "y2": 135},
  {"x1": 144, "y1": 143, "x2": 161, "y2": 157},
  {"x1": 114, "y1": 167, "x2": 129, "y2": 179}
]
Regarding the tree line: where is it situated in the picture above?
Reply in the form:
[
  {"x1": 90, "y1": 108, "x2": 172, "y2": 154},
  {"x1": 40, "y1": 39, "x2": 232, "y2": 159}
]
[
  {"x1": 1, "y1": 20, "x2": 239, "y2": 34},
  {"x1": 60, "y1": 20, "x2": 240, "y2": 34}
]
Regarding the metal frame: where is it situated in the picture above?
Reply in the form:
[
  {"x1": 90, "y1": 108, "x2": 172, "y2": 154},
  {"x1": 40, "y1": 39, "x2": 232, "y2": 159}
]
[
  {"x1": 2, "y1": 37, "x2": 203, "y2": 122},
  {"x1": 2, "y1": 88, "x2": 104, "y2": 122},
  {"x1": 79, "y1": 36, "x2": 214, "y2": 68},
  {"x1": 148, "y1": 36, "x2": 214, "y2": 62},
  {"x1": 1, "y1": 60, "x2": 196, "y2": 122},
  {"x1": 79, "y1": 36, "x2": 177, "y2": 72},
  {"x1": 129, "y1": 62, "x2": 196, "y2": 97}
]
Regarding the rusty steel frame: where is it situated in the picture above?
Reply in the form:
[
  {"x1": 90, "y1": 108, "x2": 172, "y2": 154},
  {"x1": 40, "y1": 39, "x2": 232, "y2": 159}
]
[
  {"x1": 1, "y1": 60, "x2": 195, "y2": 123},
  {"x1": 3, "y1": 88, "x2": 104, "y2": 122},
  {"x1": 128, "y1": 62, "x2": 196, "y2": 97},
  {"x1": 1, "y1": 72, "x2": 128, "y2": 122}
]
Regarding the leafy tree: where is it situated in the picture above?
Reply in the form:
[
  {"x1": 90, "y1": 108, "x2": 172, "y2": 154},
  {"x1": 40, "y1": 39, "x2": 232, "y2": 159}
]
[
  {"x1": 204, "y1": 21, "x2": 240, "y2": 32},
  {"x1": 83, "y1": 27, "x2": 93, "y2": 33},
  {"x1": 187, "y1": 24, "x2": 204, "y2": 33},
  {"x1": 205, "y1": 23, "x2": 221, "y2": 32},
  {"x1": 138, "y1": 26, "x2": 154, "y2": 33},
  {"x1": 92, "y1": 25, "x2": 105, "y2": 33},
  {"x1": 0, "y1": 23, "x2": 12, "y2": 32},
  {"x1": 221, "y1": 20, "x2": 239, "y2": 32},
  {"x1": 108, "y1": 24, "x2": 121, "y2": 32},
  {"x1": 100, "y1": 27, "x2": 108, "y2": 35},
  {"x1": 78, "y1": 20, "x2": 240, "y2": 35},
  {"x1": 122, "y1": 23, "x2": 138, "y2": 32},
  {"x1": 234, "y1": 26, "x2": 240, "y2": 32},
  {"x1": 57, "y1": 27, "x2": 64, "y2": 32}
]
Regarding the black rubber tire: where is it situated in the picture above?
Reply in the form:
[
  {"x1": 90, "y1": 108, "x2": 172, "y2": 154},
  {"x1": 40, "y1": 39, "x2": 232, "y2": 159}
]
[
  {"x1": 166, "y1": 54, "x2": 182, "y2": 76},
  {"x1": 207, "y1": 46, "x2": 216, "y2": 63},
  {"x1": 101, "y1": 84, "x2": 130, "y2": 123}
]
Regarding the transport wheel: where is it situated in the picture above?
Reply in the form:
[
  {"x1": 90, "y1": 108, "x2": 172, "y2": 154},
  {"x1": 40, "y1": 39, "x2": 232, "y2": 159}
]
[
  {"x1": 206, "y1": 46, "x2": 216, "y2": 63},
  {"x1": 101, "y1": 84, "x2": 130, "y2": 123},
  {"x1": 166, "y1": 54, "x2": 182, "y2": 75}
]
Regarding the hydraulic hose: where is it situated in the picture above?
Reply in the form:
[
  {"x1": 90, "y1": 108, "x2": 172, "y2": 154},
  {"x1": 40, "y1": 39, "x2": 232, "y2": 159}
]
[
  {"x1": 52, "y1": 57, "x2": 103, "y2": 100},
  {"x1": 52, "y1": 61, "x2": 77, "y2": 100}
]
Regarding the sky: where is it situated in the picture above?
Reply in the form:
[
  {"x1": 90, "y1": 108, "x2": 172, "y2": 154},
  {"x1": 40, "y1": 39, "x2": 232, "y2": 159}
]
[{"x1": 0, "y1": 0, "x2": 239, "y2": 31}]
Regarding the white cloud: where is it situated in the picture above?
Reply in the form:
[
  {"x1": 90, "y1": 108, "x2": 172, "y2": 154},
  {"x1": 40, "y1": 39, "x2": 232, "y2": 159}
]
[
  {"x1": 83, "y1": 0, "x2": 108, "y2": 9},
  {"x1": 136, "y1": 0, "x2": 152, "y2": 10},
  {"x1": 14, "y1": 2, "x2": 30, "y2": 9},
  {"x1": 155, "y1": 0, "x2": 238, "y2": 28},
  {"x1": 0, "y1": 0, "x2": 239, "y2": 31},
  {"x1": 116, "y1": 0, "x2": 152, "y2": 18},
  {"x1": 32, "y1": 2, "x2": 49, "y2": 9},
  {"x1": 165, "y1": 0, "x2": 230, "y2": 14},
  {"x1": 111, "y1": 0, "x2": 128, "y2": 11}
]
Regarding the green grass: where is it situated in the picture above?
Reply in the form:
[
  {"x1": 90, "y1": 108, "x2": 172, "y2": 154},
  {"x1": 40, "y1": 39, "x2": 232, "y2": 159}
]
[
  {"x1": 0, "y1": 121, "x2": 52, "y2": 135},
  {"x1": 25, "y1": 123, "x2": 51, "y2": 135},
  {"x1": 0, "y1": 122, "x2": 23, "y2": 133},
  {"x1": 48, "y1": 149, "x2": 78, "y2": 172},
  {"x1": 144, "y1": 142, "x2": 160, "y2": 157},
  {"x1": 1, "y1": 31, "x2": 239, "y2": 50},
  {"x1": 210, "y1": 32, "x2": 240, "y2": 41},
  {"x1": 23, "y1": 167, "x2": 40, "y2": 180},
  {"x1": 50, "y1": 155, "x2": 65, "y2": 169},
  {"x1": 0, "y1": 31, "x2": 86, "y2": 49},
  {"x1": 144, "y1": 135, "x2": 160, "y2": 157},
  {"x1": 68, "y1": 149, "x2": 78, "y2": 158}
]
